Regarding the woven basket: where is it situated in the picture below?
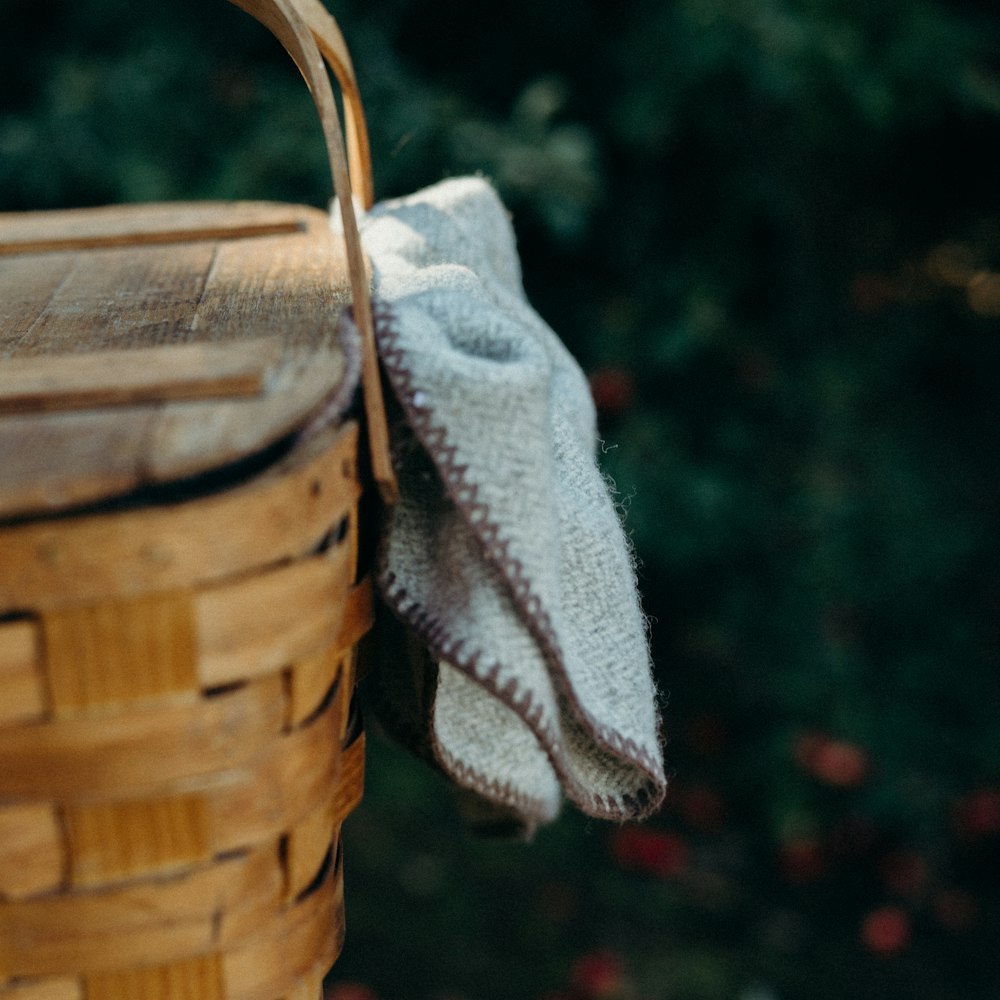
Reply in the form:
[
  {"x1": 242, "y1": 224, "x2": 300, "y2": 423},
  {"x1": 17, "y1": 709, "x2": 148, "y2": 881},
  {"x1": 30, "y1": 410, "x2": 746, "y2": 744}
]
[{"x1": 0, "y1": 2, "x2": 394, "y2": 997}]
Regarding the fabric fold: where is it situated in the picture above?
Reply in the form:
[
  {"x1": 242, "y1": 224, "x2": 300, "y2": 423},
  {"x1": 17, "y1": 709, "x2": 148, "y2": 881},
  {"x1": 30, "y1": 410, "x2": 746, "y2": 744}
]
[{"x1": 357, "y1": 176, "x2": 666, "y2": 832}]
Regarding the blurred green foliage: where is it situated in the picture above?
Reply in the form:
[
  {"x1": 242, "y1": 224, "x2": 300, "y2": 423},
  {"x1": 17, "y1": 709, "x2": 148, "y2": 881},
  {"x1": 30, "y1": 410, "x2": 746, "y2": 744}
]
[{"x1": 3, "y1": 0, "x2": 1000, "y2": 997}]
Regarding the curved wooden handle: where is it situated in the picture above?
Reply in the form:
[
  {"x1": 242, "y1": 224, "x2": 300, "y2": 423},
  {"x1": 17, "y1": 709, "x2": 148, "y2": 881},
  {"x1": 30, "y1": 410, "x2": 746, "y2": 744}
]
[
  {"x1": 227, "y1": 0, "x2": 397, "y2": 503},
  {"x1": 227, "y1": 0, "x2": 373, "y2": 209}
]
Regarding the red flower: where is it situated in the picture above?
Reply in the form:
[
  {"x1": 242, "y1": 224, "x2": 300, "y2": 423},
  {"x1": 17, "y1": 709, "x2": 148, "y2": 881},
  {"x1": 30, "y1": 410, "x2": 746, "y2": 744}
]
[
  {"x1": 588, "y1": 367, "x2": 635, "y2": 419},
  {"x1": 795, "y1": 732, "x2": 869, "y2": 788},
  {"x1": 779, "y1": 836, "x2": 826, "y2": 885},
  {"x1": 571, "y1": 951, "x2": 625, "y2": 1000},
  {"x1": 861, "y1": 906, "x2": 911, "y2": 956},
  {"x1": 609, "y1": 825, "x2": 690, "y2": 878}
]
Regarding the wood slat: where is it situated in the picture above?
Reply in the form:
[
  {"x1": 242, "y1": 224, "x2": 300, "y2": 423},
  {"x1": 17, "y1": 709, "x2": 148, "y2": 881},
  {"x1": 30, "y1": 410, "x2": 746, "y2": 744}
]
[
  {"x1": 205, "y1": 683, "x2": 342, "y2": 859},
  {"x1": 0, "y1": 675, "x2": 285, "y2": 802},
  {"x1": 4, "y1": 243, "x2": 217, "y2": 359},
  {"x1": 0, "y1": 574, "x2": 371, "y2": 730},
  {"x1": 196, "y1": 553, "x2": 356, "y2": 690},
  {"x1": 43, "y1": 592, "x2": 198, "y2": 716},
  {"x1": 0, "y1": 422, "x2": 359, "y2": 612},
  {"x1": 284, "y1": 800, "x2": 336, "y2": 904},
  {"x1": 330, "y1": 736, "x2": 364, "y2": 829},
  {"x1": 0, "y1": 978, "x2": 82, "y2": 999},
  {"x1": 0, "y1": 846, "x2": 282, "y2": 978},
  {"x1": 0, "y1": 623, "x2": 43, "y2": 726},
  {"x1": 83, "y1": 955, "x2": 224, "y2": 1000},
  {"x1": 0, "y1": 678, "x2": 347, "y2": 898},
  {"x1": 282, "y1": 969, "x2": 324, "y2": 1000},
  {"x1": 0, "y1": 409, "x2": 158, "y2": 518},
  {"x1": 65, "y1": 796, "x2": 210, "y2": 889},
  {"x1": 0, "y1": 202, "x2": 356, "y2": 519},
  {"x1": 0, "y1": 804, "x2": 64, "y2": 902},
  {"x1": 287, "y1": 647, "x2": 343, "y2": 730},
  {"x1": 0, "y1": 202, "x2": 311, "y2": 257},
  {"x1": 0, "y1": 254, "x2": 76, "y2": 350},
  {"x1": 0, "y1": 340, "x2": 278, "y2": 416},
  {"x1": 222, "y1": 858, "x2": 342, "y2": 1000}
]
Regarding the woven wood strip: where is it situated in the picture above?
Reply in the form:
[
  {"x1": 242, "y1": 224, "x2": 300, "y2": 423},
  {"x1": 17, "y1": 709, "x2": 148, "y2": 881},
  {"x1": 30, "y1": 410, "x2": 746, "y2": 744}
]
[
  {"x1": 43, "y1": 592, "x2": 198, "y2": 716},
  {"x1": 331, "y1": 736, "x2": 365, "y2": 829},
  {"x1": 0, "y1": 569, "x2": 371, "y2": 730},
  {"x1": 0, "y1": 202, "x2": 308, "y2": 256},
  {"x1": 0, "y1": 804, "x2": 63, "y2": 902},
  {"x1": 197, "y1": 552, "x2": 355, "y2": 690},
  {"x1": 0, "y1": 846, "x2": 282, "y2": 979},
  {"x1": 0, "y1": 623, "x2": 42, "y2": 726},
  {"x1": 221, "y1": 852, "x2": 343, "y2": 1000},
  {"x1": 0, "y1": 422, "x2": 359, "y2": 612},
  {"x1": 287, "y1": 647, "x2": 344, "y2": 729},
  {"x1": 285, "y1": 799, "x2": 337, "y2": 904},
  {"x1": 0, "y1": 339, "x2": 279, "y2": 416},
  {"x1": 0, "y1": 979, "x2": 81, "y2": 999},
  {"x1": 83, "y1": 955, "x2": 224, "y2": 1000},
  {"x1": 0, "y1": 667, "x2": 349, "y2": 898},
  {"x1": 282, "y1": 969, "x2": 324, "y2": 1000},
  {"x1": 65, "y1": 796, "x2": 210, "y2": 889},
  {"x1": 0, "y1": 675, "x2": 285, "y2": 802},
  {"x1": 205, "y1": 671, "x2": 345, "y2": 858}
]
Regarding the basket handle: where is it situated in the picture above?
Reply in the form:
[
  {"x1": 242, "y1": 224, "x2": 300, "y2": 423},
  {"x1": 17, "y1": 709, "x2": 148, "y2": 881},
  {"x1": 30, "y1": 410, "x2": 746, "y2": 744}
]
[{"x1": 228, "y1": 0, "x2": 398, "y2": 504}]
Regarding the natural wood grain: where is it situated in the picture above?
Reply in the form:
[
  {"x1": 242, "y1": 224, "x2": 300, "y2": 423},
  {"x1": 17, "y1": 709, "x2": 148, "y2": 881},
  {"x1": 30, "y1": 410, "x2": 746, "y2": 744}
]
[
  {"x1": 285, "y1": 801, "x2": 337, "y2": 904},
  {"x1": 0, "y1": 846, "x2": 282, "y2": 978},
  {"x1": 331, "y1": 736, "x2": 365, "y2": 828},
  {"x1": 0, "y1": 409, "x2": 159, "y2": 518},
  {"x1": 0, "y1": 423, "x2": 359, "y2": 612},
  {"x1": 0, "y1": 803, "x2": 64, "y2": 901},
  {"x1": 222, "y1": 857, "x2": 342, "y2": 1000},
  {"x1": 0, "y1": 339, "x2": 278, "y2": 415},
  {"x1": 0, "y1": 622, "x2": 43, "y2": 726},
  {"x1": 65, "y1": 796, "x2": 210, "y2": 889},
  {"x1": 226, "y1": 0, "x2": 396, "y2": 503},
  {"x1": 196, "y1": 555, "x2": 355, "y2": 689},
  {"x1": 0, "y1": 254, "x2": 76, "y2": 346},
  {"x1": 0, "y1": 202, "x2": 309, "y2": 256},
  {"x1": 0, "y1": 203, "x2": 355, "y2": 518},
  {"x1": 7, "y1": 242, "x2": 218, "y2": 358},
  {"x1": 84, "y1": 955, "x2": 224, "y2": 1000},
  {"x1": 0, "y1": 675, "x2": 285, "y2": 802},
  {"x1": 0, "y1": 978, "x2": 82, "y2": 999},
  {"x1": 281, "y1": 969, "x2": 324, "y2": 1000},
  {"x1": 43, "y1": 592, "x2": 198, "y2": 716},
  {"x1": 0, "y1": 683, "x2": 345, "y2": 897},
  {"x1": 0, "y1": 2, "x2": 374, "y2": 993},
  {"x1": 0, "y1": 574, "x2": 371, "y2": 730},
  {"x1": 205, "y1": 684, "x2": 342, "y2": 859},
  {"x1": 286, "y1": 647, "x2": 342, "y2": 730}
]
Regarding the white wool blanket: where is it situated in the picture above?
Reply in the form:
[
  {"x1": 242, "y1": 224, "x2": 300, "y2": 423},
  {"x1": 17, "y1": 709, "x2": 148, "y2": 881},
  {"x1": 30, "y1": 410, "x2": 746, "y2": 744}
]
[{"x1": 354, "y1": 177, "x2": 666, "y2": 832}]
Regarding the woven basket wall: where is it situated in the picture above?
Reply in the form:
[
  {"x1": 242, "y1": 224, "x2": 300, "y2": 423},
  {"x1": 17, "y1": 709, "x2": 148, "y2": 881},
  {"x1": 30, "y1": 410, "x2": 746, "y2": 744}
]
[{"x1": 0, "y1": 421, "x2": 371, "y2": 1000}]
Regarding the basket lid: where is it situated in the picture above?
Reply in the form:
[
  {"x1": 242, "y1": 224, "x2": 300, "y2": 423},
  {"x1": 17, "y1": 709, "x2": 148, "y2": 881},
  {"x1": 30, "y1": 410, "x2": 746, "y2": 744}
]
[{"x1": 0, "y1": 200, "x2": 355, "y2": 519}]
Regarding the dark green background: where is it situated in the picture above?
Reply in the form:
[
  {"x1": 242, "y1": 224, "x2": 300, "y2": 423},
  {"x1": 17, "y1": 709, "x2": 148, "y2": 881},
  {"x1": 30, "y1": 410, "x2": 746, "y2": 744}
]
[{"x1": 3, "y1": 1, "x2": 1000, "y2": 997}]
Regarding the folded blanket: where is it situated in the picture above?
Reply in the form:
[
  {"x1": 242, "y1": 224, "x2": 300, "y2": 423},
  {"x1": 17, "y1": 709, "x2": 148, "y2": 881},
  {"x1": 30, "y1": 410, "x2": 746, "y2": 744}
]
[{"x1": 354, "y1": 177, "x2": 666, "y2": 834}]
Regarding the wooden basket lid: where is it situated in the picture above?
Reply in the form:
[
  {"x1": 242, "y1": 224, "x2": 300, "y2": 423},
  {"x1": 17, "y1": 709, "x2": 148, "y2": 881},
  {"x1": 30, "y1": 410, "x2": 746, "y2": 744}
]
[
  {"x1": 0, "y1": 200, "x2": 357, "y2": 520},
  {"x1": 0, "y1": 0, "x2": 399, "y2": 521}
]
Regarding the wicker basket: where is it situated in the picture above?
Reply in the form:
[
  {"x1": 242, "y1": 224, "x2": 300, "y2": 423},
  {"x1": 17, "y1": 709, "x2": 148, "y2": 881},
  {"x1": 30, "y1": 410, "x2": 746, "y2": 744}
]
[{"x1": 0, "y1": 2, "x2": 393, "y2": 997}]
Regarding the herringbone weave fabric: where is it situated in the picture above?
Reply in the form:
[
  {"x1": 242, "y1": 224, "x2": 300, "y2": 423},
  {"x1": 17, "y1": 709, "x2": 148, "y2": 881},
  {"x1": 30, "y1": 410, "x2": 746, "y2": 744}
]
[{"x1": 356, "y1": 177, "x2": 666, "y2": 833}]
